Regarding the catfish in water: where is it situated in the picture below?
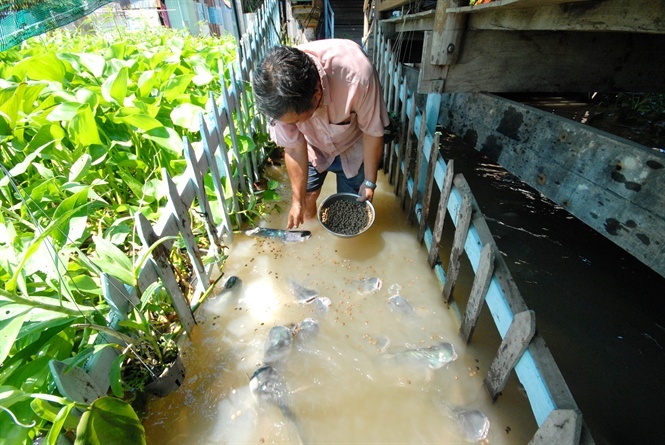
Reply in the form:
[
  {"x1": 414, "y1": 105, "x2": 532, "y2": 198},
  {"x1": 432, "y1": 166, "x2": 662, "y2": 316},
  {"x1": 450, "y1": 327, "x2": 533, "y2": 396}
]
[
  {"x1": 244, "y1": 227, "x2": 311, "y2": 243},
  {"x1": 385, "y1": 342, "x2": 458, "y2": 370},
  {"x1": 263, "y1": 325, "x2": 293, "y2": 365}
]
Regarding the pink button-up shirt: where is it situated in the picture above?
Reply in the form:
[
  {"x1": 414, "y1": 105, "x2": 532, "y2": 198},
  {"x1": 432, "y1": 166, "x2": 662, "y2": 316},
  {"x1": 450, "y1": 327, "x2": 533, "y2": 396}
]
[{"x1": 269, "y1": 39, "x2": 389, "y2": 179}]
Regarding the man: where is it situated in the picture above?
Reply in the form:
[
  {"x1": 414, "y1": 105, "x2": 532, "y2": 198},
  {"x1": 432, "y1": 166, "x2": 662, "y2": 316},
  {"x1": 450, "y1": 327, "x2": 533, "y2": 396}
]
[{"x1": 252, "y1": 39, "x2": 389, "y2": 229}]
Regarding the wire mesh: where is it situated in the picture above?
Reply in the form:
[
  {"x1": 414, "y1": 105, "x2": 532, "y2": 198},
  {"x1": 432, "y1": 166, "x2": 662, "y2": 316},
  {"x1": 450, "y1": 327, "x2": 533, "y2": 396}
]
[{"x1": 0, "y1": 0, "x2": 115, "y2": 52}]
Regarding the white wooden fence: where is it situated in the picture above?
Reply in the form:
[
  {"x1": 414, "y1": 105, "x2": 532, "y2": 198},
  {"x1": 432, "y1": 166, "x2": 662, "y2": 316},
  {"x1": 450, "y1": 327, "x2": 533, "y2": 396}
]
[
  {"x1": 374, "y1": 25, "x2": 596, "y2": 445},
  {"x1": 50, "y1": 0, "x2": 281, "y2": 405}
]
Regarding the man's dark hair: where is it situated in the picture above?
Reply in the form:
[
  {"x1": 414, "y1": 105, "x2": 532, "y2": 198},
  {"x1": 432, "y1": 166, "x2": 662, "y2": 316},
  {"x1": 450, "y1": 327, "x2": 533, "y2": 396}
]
[{"x1": 252, "y1": 46, "x2": 320, "y2": 121}]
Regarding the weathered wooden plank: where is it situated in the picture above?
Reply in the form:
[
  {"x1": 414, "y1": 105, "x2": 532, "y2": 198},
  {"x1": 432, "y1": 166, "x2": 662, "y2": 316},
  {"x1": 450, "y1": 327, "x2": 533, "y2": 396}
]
[
  {"x1": 391, "y1": 77, "x2": 408, "y2": 187},
  {"x1": 387, "y1": 63, "x2": 402, "y2": 181},
  {"x1": 418, "y1": 132, "x2": 440, "y2": 243},
  {"x1": 380, "y1": 9, "x2": 435, "y2": 37},
  {"x1": 442, "y1": 191, "x2": 472, "y2": 303},
  {"x1": 219, "y1": 67, "x2": 251, "y2": 198},
  {"x1": 439, "y1": 93, "x2": 665, "y2": 279},
  {"x1": 451, "y1": 0, "x2": 589, "y2": 14},
  {"x1": 399, "y1": 93, "x2": 417, "y2": 203},
  {"x1": 440, "y1": 30, "x2": 665, "y2": 92},
  {"x1": 484, "y1": 309, "x2": 536, "y2": 400},
  {"x1": 378, "y1": 0, "x2": 412, "y2": 12},
  {"x1": 210, "y1": 94, "x2": 241, "y2": 215},
  {"x1": 135, "y1": 213, "x2": 196, "y2": 334},
  {"x1": 49, "y1": 360, "x2": 105, "y2": 405},
  {"x1": 427, "y1": 159, "x2": 454, "y2": 267},
  {"x1": 164, "y1": 171, "x2": 209, "y2": 299},
  {"x1": 460, "y1": 242, "x2": 496, "y2": 342},
  {"x1": 201, "y1": 119, "x2": 234, "y2": 242},
  {"x1": 464, "y1": 0, "x2": 664, "y2": 34},
  {"x1": 430, "y1": 0, "x2": 467, "y2": 66},
  {"x1": 417, "y1": 31, "x2": 447, "y2": 94},
  {"x1": 528, "y1": 409, "x2": 583, "y2": 445},
  {"x1": 408, "y1": 108, "x2": 428, "y2": 224},
  {"x1": 183, "y1": 138, "x2": 223, "y2": 259}
]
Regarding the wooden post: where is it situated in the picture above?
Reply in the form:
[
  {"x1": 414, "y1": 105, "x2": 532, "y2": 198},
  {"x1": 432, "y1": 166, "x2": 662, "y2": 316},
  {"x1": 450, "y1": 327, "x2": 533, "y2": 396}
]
[
  {"x1": 417, "y1": 132, "x2": 441, "y2": 243},
  {"x1": 427, "y1": 159, "x2": 454, "y2": 267},
  {"x1": 135, "y1": 213, "x2": 196, "y2": 334},
  {"x1": 442, "y1": 191, "x2": 472, "y2": 302},
  {"x1": 430, "y1": 0, "x2": 466, "y2": 66},
  {"x1": 398, "y1": 95, "x2": 417, "y2": 203},
  {"x1": 529, "y1": 409, "x2": 583, "y2": 445},
  {"x1": 163, "y1": 170, "x2": 209, "y2": 300},
  {"x1": 391, "y1": 78, "x2": 409, "y2": 188},
  {"x1": 407, "y1": 108, "x2": 427, "y2": 224},
  {"x1": 183, "y1": 137, "x2": 224, "y2": 259},
  {"x1": 387, "y1": 63, "x2": 402, "y2": 181},
  {"x1": 460, "y1": 242, "x2": 496, "y2": 343},
  {"x1": 201, "y1": 108, "x2": 235, "y2": 240},
  {"x1": 484, "y1": 310, "x2": 536, "y2": 401}
]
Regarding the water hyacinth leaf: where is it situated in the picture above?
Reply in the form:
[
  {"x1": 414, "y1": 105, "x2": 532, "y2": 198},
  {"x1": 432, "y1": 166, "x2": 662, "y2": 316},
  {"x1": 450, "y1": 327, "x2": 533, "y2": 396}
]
[
  {"x1": 51, "y1": 188, "x2": 90, "y2": 247},
  {"x1": 76, "y1": 88, "x2": 99, "y2": 110},
  {"x1": 69, "y1": 274, "x2": 102, "y2": 296},
  {"x1": 137, "y1": 70, "x2": 157, "y2": 98},
  {"x1": 30, "y1": 398, "x2": 79, "y2": 431},
  {"x1": 6, "y1": 204, "x2": 87, "y2": 293},
  {"x1": 114, "y1": 112, "x2": 162, "y2": 132},
  {"x1": 236, "y1": 135, "x2": 256, "y2": 155},
  {"x1": 23, "y1": 53, "x2": 67, "y2": 83},
  {"x1": 102, "y1": 66, "x2": 129, "y2": 106},
  {"x1": 68, "y1": 104, "x2": 102, "y2": 149},
  {"x1": 0, "y1": 144, "x2": 48, "y2": 187},
  {"x1": 0, "y1": 312, "x2": 28, "y2": 366},
  {"x1": 45, "y1": 402, "x2": 77, "y2": 445},
  {"x1": 69, "y1": 154, "x2": 92, "y2": 182},
  {"x1": 75, "y1": 397, "x2": 146, "y2": 445},
  {"x1": 192, "y1": 64, "x2": 214, "y2": 86},
  {"x1": 0, "y1": 113, "x2": 9, "y2": 135},
  {"x1": 76, "y1": 53, "x2": 106, "y2": 79},
  {"x1": 171, "y1": 102, "x2": 205, "y2": 133},
  {"x1": 91, "y1": 236, "x2": 134, "y2": 286},
  {"x1": 109, "y1": 354, "x2": 126, "y2": 398},
  {"x1": 48, "y1": 102, "x2": 81, "y2": 122},
  {"x1": 143, "y1": 126, "x2": 182, "y2": 153},
  {"x1": 162, "y1": 74, "x2": 193, "y2": 103}
]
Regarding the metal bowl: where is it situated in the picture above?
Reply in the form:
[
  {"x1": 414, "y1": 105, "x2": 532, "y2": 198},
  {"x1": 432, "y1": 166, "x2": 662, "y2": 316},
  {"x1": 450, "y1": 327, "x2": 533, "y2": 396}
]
[{"x1": 317, "y1": 193, "x2": 376, "y2": 238}]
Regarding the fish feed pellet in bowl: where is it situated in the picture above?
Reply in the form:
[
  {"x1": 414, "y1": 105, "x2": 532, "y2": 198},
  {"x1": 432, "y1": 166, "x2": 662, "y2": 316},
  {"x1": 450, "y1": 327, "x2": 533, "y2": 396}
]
[{"x1": 318, "y1": 193, "x2": 375, "y2": 237}]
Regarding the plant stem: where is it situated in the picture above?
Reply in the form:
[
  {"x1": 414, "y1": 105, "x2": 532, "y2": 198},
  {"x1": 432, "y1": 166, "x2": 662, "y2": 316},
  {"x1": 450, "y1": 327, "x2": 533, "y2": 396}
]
[{"x1": 0, "y1": 288, "x2": 95, "y2": 316}]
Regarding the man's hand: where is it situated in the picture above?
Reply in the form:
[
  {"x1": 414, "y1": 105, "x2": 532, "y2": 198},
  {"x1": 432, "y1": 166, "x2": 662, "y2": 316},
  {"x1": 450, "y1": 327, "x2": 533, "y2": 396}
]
[
  {"x1": 358, "y1": 183, "x2": 374, "y2": 203},
  {"x1": 287, "y1": 201, "x2": 305, "y2": 229}
]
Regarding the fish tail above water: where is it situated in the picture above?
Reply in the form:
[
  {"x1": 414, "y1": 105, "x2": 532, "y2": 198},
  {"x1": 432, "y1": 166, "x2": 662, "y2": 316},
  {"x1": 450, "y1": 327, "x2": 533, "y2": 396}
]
[{"x1": 244, "y1": 227, "x2": 312, "y2": 243}]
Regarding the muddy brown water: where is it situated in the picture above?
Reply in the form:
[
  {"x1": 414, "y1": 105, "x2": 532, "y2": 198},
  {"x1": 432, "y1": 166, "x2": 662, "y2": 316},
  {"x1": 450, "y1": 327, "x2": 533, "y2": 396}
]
[{"x1": 143, "y1": 166, "x2": 537, "y2": 444}]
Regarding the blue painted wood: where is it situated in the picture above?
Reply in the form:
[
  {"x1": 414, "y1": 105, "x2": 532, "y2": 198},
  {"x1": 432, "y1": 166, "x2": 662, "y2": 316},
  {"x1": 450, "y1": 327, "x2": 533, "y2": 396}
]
[{"x1": 398, "y1": 82, "x2": 557, "y2": 426}]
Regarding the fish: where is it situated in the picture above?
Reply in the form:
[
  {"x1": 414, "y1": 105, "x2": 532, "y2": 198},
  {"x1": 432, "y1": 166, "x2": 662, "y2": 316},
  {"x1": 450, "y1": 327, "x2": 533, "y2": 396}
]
[
  {"x1": 435, "y1": 400, "x2": 490, "y2": 443},
  {"x1": 386, "y1": 342, "x2": 458, "y2": 370},
  {"x1": 388, "y1": 294, "x2": 414, "y2": 315},
  {"x1": 244, "y1": 227, "x2": 311, "y2": 243},
  {"x1": 313, "y1": 296, "x2": 331, "y2": 313},
  {"x1": 355, "y1": 277, "x2": 382, "y2": 295},
  {"x1": 293, "y1": 318, "x2": 319, "y2": 347},
  {"x1": 263, "y1": 325, "x2": 293, "y2": 365},
  {"x1": 289, "y1": 280, "x2": 319, "y2": 304},
  {"x1": 249, "y1": 366, "x2": 306, "y2": 444}
]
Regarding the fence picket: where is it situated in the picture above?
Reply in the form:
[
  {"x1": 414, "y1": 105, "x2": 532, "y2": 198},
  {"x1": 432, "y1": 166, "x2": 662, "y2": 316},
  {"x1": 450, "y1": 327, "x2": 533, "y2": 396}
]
[
  {"x1": 484, "y1": 310, "x2": 536, "y2": 400},
  {"x1": 442, "y1": 191, "x2": 472, "y2": 303},
  {"x1": 418, "y1": 133, "x2": 440, "y2": 243},
  {"x1": 135, "y1": 212, "x2": 196, "y2": 334},
  {"x1": 427, "y1": 159, "x2": 454, "y2": 267}
]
